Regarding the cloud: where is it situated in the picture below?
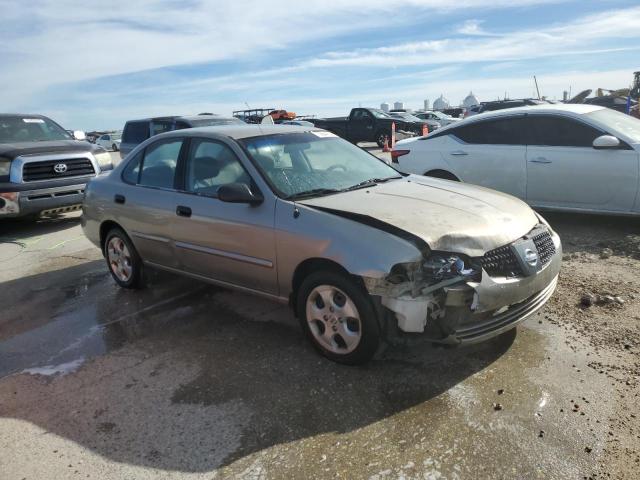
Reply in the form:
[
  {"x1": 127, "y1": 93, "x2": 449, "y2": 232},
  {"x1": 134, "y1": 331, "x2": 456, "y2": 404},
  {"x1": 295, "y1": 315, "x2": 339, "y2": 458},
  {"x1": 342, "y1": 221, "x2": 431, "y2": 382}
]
[
  {"x1": 456, "y1": 19, "x2": 497, "y2": 36},
  {"x1": 300, "y1": 6, "x2": 640, "y2": 68}
]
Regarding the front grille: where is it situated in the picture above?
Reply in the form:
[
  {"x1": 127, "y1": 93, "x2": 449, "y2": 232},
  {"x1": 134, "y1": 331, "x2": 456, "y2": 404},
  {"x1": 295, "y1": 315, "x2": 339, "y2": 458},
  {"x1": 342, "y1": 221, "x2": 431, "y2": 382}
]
[
  {"x1": 482, "y1": 245, "x2": 523, "y2": 277},
  {"x1": 532, "y1": 229, "x2": 556, "y2": 267},
  {"x1": 22, "y1": 158, "x2": 95, "y2": 182},
  {"x1": 482, "y1": 225, "x2": 556, "y2": 278}
]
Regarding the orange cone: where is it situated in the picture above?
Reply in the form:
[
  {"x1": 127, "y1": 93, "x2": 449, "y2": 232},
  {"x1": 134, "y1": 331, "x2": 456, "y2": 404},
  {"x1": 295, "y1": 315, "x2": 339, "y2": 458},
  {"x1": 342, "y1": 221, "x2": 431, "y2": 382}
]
[
  {"x1": 383, "y1": 138, "x2": 391, "y2": 152},
  {"x1": 422, "y1": 124, "x2": 429, "y2": 136}
]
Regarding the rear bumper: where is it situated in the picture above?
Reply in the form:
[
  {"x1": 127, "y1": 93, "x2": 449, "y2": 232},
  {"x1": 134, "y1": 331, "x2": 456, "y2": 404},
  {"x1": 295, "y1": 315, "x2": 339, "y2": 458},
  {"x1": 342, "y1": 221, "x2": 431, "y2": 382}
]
[{"x1": 0, "y1": 183, "x2": 87, "y2": 217}]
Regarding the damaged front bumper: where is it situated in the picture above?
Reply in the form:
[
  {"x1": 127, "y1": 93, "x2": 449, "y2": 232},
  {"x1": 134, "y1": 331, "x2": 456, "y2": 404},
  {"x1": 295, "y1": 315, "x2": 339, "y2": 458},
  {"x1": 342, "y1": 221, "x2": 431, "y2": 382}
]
[{"x1": 368, "y1": 226, "x2": 562, "y2": 344}]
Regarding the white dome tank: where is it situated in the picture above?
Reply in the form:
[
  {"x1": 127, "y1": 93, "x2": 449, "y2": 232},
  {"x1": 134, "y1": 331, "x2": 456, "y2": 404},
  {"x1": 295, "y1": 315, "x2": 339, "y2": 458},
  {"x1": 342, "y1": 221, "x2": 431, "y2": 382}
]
[
  {"x1": 433, "y1": 94, "x2": 450, "y2": 110},
  {"x1": 463, "y1": 91, "x2": 479, "y2": 108}
]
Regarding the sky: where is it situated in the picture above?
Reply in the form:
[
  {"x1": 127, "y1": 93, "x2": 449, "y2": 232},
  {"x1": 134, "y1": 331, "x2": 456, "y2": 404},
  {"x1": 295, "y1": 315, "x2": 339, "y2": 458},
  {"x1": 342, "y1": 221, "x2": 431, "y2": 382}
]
[{"x1": 1, "y1": 0, "x2": 638, "y2": 130}]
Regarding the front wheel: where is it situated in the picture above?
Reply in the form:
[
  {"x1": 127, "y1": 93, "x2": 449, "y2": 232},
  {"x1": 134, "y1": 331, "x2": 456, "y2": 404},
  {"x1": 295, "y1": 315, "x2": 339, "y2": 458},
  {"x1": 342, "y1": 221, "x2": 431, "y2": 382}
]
[
  {"x1": 104, "y1": 228, "x2": 144, "y2": 289},
  {"x1": 296, "y1": 271, "x2": 381, "y2": 364}
]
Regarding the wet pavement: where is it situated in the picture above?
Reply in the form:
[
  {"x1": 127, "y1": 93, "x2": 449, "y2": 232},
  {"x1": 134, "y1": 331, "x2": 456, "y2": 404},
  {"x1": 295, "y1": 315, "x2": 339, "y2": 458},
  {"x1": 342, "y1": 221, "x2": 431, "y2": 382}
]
[{"x1": 0, "y1": 209, "x2": 636, "y2": 479}]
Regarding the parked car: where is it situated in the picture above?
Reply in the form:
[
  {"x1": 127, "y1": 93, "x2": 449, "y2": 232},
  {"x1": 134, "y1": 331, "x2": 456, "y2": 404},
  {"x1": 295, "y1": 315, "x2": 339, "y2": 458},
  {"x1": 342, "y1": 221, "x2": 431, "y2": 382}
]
[
  {"x1": 120, "y1": 114, "x2": 244, "y2": 158},
  {"x1": 82, "y1": 124, "x2": 561, "y2": 364},
  {"x1": 96, "y1": 133, "x2": 121, "y2": 151},
  {"x1": 388, "y1": 112, "x2": 441, "y2": 132},
  {"x1": 583, "y1": 95, "x2": 637, "y2": 113},
  {"x1": 393, "y1": 104, "x2": 640, "y2": 215},
  {"x1": 311, "y1": 108, "x2": 428, "y2": 147},
  {"x1": 414, "y1": 111, "x2": 460, "y2": 127},
  {"x1": 0, "y1": 113, "x2": 113, "y2": 219}
]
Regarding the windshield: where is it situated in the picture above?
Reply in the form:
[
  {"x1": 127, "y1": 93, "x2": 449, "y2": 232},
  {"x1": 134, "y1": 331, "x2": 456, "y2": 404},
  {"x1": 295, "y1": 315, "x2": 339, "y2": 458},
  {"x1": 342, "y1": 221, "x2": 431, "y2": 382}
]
[
  {"x1": 369, "y1": 109, "x2": 391, "y2": 119},
  {"x1": 391, "y1": 113, "x2": 422, "y2": 122},
  {"x1": 586, "y1": 109, "x2": 640, "y2": 143},
  {"x1": 189, "y1": 118, "x2": 244, "y2": 127},
  {"x1": 0, "y1": 116, "x2": 72, "y2": 143},
  {"x1": 240, "y1": 132, "x2": 401, "y2": 198}
]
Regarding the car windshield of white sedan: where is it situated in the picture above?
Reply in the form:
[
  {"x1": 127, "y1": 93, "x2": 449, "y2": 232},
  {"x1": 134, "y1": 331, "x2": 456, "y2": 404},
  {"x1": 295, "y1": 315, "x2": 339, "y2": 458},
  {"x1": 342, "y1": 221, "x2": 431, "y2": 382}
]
[
  {"x1": 587, "y1": 109, "x2": 640, "y2": 143},
  {"x1": 241, "y1": 132, "x2": 402, "y2": 199}
]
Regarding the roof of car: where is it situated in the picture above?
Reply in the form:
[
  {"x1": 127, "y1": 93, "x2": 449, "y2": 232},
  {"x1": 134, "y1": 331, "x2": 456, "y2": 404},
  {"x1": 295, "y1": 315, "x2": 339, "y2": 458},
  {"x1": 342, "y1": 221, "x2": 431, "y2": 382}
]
[
  {"x1": 429, "y1": 104, "x2": 606, "y2": 136},
  {"x1": 160, "y1": 124, "x2": 320, "y2": 140},
  {"x1": 125, "y1": 114, "x2": 235, "y2": 123}
]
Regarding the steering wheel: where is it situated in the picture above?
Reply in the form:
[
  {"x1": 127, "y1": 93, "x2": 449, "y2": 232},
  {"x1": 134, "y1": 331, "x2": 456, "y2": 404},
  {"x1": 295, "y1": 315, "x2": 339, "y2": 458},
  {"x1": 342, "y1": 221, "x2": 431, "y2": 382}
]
[{"x1": 327, "y1": 164, "x2": 347, "y2": 172}]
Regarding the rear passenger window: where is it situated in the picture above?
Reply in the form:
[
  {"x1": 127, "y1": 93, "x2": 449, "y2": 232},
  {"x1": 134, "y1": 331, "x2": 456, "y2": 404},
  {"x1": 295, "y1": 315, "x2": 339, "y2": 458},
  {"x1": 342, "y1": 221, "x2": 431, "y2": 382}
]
[
  {"x1": 453, "y1": 117, "x2": 526, "y2": 145},
  {"x1": 527, "y1": 116, "x2": 602, "y2": 147},
  {"x1": 151, "y1": 121, "x2": 173, "y2": 136},
  {"x1": 139, "y1": 139, "x2": 182, "y2": 189},
  {"x1": 122, "y1": 121, "x2": 149, "y2": 144}
]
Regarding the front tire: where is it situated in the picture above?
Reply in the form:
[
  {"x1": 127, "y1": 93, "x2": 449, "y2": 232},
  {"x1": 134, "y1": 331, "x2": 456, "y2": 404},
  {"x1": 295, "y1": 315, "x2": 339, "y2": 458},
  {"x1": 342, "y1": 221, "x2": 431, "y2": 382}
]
[
  {"x1": 104, "y1": 228, "x2": 144, "y2": 289},
  {"x1": 296, "y1": 271, "x2": 381, "y2": 364}
]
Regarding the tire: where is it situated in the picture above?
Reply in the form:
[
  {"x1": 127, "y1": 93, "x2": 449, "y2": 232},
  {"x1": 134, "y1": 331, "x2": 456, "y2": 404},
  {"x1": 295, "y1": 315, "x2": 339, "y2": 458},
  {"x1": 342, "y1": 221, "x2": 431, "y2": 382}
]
[
  {"x1": 296, "y1": 270, "x2": 381, "y2": 365},
  {"x1": 104, "y1": 227, "x2": 144, "y2": 289},
  {"x1": 112, "y1": 143, "x2": 119, "y2": 152},
  {"x1": 375, "y1": 130, "x2": 391, "y2": 148},
  {"x1": 425, "y1": 169, "x2": 459, "y2": 181}
]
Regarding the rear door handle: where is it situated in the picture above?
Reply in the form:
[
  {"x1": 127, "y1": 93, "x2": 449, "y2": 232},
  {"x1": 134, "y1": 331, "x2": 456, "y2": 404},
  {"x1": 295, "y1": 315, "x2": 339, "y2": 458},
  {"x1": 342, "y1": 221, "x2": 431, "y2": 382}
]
[
  {"x1": 176, "y1": 205, "x2": 192, "y2": 218},
  {"x1": 529, "y1": 157, "x2": 552, "y2": 164},
  {"x1": 450, "y1": 150, "x2": 468, "y2": 156},
  {"x1": 114, "y1": 194, "x2": 125, "y2": 204}
]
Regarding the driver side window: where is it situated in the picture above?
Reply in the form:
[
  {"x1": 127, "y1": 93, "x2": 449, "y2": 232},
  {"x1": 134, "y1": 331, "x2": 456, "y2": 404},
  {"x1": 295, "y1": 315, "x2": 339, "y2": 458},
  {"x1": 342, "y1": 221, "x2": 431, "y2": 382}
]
[{"x1": 185, "y1": 139, "x2": 251, "y2": 196}]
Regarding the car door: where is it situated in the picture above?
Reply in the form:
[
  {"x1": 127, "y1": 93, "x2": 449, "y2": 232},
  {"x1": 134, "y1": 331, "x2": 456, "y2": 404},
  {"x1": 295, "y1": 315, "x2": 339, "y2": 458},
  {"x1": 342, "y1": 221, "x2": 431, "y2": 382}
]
[
  {"x1": 444, "y1": 116, "x2": 528, "y2": 199},
  {"x1": 172, "y1": 137, "x2": 278, "y2": 294},
  {"x1": 116, "y1": 137, "x2": 184, "y2": 268},
  {"x1": 350, "y1": 109, "x2": 375, "y2": 143},
  {"x1": 525, "y1": 114, "x2": 638, "y2": 212}
]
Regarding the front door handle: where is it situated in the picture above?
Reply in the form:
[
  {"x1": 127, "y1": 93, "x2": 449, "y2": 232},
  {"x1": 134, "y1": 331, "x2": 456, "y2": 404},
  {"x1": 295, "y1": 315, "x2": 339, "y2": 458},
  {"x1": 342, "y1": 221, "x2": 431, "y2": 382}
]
[
  {"x1": 176, "y1": 205, "x2": 192, "y2": 218},
  {"x1": 114, "y1": 194, "x2": 125, "y2": 204},
  {"x1": 450, "y1": 150, "x2": 468, "y2": 156},
  {"x1": 529, "y1": 157, "x2": 552, "y2": 164}
]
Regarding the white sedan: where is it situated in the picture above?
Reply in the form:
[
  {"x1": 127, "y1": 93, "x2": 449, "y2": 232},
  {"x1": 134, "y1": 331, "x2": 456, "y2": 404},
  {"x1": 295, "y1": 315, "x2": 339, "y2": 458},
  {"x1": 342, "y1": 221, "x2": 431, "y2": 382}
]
[
  {"x1": 95, "y1": 133, "x2": 121, "y2": 151},
  {"x1": 392, "y1": 104, "x2": 640, "y2": 215}
]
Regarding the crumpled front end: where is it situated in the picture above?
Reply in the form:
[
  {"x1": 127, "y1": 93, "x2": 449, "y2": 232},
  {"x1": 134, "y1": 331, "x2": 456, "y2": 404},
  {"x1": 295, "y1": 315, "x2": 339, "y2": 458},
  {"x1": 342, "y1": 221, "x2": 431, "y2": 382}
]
[{"x1": 364, "y1": 224, "x2": 562, "y2": 344}]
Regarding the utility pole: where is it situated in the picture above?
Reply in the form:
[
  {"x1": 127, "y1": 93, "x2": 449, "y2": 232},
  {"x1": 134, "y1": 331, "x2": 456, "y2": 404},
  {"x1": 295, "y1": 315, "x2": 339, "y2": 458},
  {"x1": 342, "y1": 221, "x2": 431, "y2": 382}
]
[{"x1": 534, "y1": 76, "x2": 541, "y2": 99}]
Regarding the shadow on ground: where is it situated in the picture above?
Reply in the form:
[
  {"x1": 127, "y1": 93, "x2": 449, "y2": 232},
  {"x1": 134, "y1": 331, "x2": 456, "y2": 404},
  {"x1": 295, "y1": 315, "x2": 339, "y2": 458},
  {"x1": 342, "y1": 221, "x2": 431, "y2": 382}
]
[
  {"x1": 0, "y1": 212, "x2": 82, "y2": 240},
  {"x1": 0, "y1": 257, "x2": 516, "y2": 473}
]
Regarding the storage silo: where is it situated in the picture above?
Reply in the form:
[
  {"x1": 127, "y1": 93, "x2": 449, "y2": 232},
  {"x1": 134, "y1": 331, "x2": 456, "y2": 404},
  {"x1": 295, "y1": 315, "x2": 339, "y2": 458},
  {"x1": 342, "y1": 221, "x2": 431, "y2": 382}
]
[
  {"x1": 393, "y1": 101, "x2": 404, "y2": 111},
  {"x1": 380, "y1": 102, "x2": 390, "y2": 113},
  {"x1": 424, "y1": 99, "x2": 430, "y2": 111}
]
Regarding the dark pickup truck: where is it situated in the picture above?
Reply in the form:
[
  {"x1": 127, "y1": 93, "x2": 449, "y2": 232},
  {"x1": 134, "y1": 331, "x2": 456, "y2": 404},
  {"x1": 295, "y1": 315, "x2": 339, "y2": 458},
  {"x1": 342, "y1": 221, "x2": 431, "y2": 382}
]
[
  {"x1": 311, "y1": 108, "x2": 426, "y2": 147},
  {"x1": 0, "y1": 113, "x2": 113, "y2": 219}
]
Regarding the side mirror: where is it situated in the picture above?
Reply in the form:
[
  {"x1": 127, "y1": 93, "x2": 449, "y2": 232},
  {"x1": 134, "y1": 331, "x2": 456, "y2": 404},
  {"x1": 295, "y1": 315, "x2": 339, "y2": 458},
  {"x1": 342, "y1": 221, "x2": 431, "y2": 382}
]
[
  {"x1": 73, "y1": 130, "x2": 86, "y2": 141},
  {"x1": 593, "y1": 135, "x2": 620, "y2": 150},
  {"x1": 217, "y1": 183, "x2": 263, "y2": 205}
]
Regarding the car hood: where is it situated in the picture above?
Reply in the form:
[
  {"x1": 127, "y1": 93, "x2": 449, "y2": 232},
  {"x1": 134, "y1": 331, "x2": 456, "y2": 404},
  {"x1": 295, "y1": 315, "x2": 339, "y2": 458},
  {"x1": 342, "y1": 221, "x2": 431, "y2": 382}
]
[
  {"x1": 300, "y1": 175, "x2": 539, "y2": 257},
  {"x1": 0, "y1": 140, "x2": 99, "y2": 160}
]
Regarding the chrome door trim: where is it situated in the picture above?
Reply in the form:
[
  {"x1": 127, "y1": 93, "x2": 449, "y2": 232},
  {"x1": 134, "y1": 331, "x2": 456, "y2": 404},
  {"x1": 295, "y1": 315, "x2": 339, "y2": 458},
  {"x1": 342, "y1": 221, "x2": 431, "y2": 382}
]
[
  {"x1": 175, "y1": 241, "x2": 274, "y2": 268},
  {"x1": 145, "y1": 261, "x2": 287, "y2": 303},
  {"x1": 131, "y1": 231, "x2": 171, "y2": 243}
]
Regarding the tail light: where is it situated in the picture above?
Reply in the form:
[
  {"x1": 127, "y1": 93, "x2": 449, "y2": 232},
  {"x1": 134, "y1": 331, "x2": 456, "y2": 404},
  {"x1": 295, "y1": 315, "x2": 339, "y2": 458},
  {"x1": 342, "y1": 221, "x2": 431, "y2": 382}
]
[{"x1": 390, "y1": 149, "x2": 410, "y2": 163}]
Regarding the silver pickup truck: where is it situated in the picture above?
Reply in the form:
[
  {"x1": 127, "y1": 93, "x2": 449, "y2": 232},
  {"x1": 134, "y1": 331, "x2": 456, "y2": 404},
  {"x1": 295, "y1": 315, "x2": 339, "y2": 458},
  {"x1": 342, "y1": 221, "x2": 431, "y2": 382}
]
[{"x1": 0, "y1": 113, "x2": 114, "y2": 219}]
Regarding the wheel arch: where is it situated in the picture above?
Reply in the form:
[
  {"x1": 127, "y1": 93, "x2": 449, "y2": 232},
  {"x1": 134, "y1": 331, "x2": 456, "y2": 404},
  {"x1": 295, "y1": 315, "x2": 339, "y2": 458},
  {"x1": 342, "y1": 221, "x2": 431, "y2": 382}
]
[
  {"x1": 424, "y1": 169, "x2": 460, "y2": 181},
  {"x1": 99, "y1": 220, "x2": 125, "y2": 253},
  {"x1": 290, "y1": 258, "x2": 361, "y2": 309}
]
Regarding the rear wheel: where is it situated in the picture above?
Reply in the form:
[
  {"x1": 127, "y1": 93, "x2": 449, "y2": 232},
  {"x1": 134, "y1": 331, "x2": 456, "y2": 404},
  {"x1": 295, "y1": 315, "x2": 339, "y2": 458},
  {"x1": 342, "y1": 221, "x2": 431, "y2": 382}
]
[
  {"x1": 296, "y1": 271, "x2": 381, "y2": 364},
  {"x1": 112, "y1": 143, "x2": 119, "y2": 152},
  {"x1": 104, "y1": 228, "x2": 144, "y2": 289}
]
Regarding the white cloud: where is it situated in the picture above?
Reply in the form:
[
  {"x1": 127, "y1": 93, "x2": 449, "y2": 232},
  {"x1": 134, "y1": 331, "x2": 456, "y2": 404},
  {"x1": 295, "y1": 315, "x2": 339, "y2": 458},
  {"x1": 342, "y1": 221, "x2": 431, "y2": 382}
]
[
  {"x1": 301, "y1": 6, "x2": 640, "y2": 68},
  {"x1": 456, "y1": 19, "x2": 497, "y2": 36}
]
